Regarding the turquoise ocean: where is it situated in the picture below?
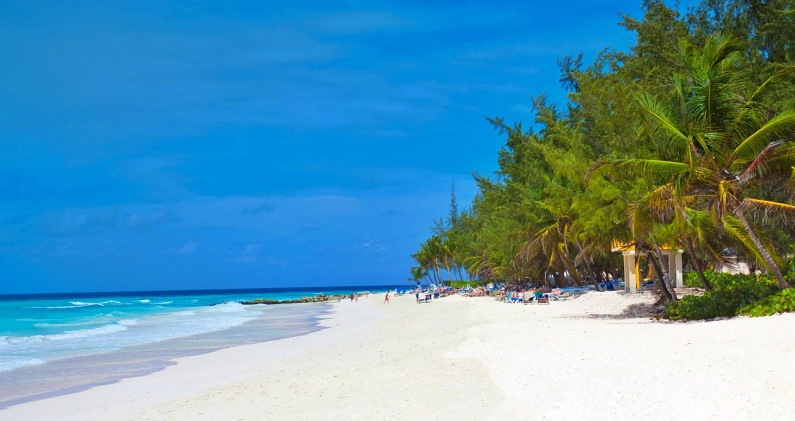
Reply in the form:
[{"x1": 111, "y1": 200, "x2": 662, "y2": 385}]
[{"x1": 0, "y1": 285, "x2": 404, "y2": 407}]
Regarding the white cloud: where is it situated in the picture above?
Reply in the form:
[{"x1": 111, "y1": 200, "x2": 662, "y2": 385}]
[{"x1": 177, "y1": 241, "x2": 199, "y2": 255}]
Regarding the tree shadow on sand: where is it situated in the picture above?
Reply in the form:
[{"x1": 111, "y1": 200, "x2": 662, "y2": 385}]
[{"x1": 569, "y1": 302, "x2": 666, "y2": 320}]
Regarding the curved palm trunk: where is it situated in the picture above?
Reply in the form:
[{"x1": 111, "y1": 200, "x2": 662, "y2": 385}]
[
  {"x1": 647, "y1": 244, "x2": 674, "y2": 303},
  {"x1": 432, "y1": 261, "x2": 443, "y2": 285},
  {"x1": 684, "y1": 237, "x2": 712, "y2": 290},
  {"x1": 732, "y1": 206, "x2": 791, "y2": 289},
  {"x1": 652, "y1": 240, "x2": 677, "y2": 301},
  {"x1": 559, "y1": 254, "x2": 584, "y2": 286}
]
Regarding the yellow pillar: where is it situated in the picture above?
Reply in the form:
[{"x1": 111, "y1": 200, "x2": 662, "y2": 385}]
[{"x1": 635, "y1": 255, "x2": 641, "y2": 290}]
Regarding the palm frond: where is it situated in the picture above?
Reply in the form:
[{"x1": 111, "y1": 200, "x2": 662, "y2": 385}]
[
  {"x1": 738, "y1": 141, "x2": 785, "y2": 184},
  {"x1": 741, "y1": 198, "x2": 795, "y2": 225},
  {"x1": 733, "y1": 110, "x2": 795, "y2": 160},
  {"x1": 743, "y1": 64, "x2": 795, "y2": 110},
  {"x1": 598, "y1": 158, "x2": 688, "y2": 184},
  {"x1": 636, "y1": 93, "x2": 692, "y2": 149}
]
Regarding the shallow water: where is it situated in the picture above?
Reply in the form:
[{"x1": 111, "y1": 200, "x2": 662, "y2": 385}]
[
  {"x1": 0, "y1": 303, "x2": 329, "y2": 407},
  {"x1": 0, "y1": 285, "x2": 402, "y2": 406}
]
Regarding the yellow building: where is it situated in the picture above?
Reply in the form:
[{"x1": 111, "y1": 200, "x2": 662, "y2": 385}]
[{"x1": 611, "y1": 242, "x2": 683, "y2": 292}]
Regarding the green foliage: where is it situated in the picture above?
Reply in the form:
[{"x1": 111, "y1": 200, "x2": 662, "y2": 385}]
[
  {"x1": 683, "y1": 271, "x2": 703, "y2": 288},
  {"x1": 739, "y1": 288, "x2": 795, "y2": 317},
  {"x1": 448, "y1": 280, "x2": 487, "y2": 289},
  {"x1": 412, "y1": 1, "x2": 795, "y2": 293},
  {"x1": 665, "y1": 274, "x2": 781, "y2": 321}
]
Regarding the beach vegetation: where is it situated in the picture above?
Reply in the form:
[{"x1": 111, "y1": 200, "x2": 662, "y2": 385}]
[
  {"x1": 739, "y1": 287, "x2": 795, "y2": 317},
  {"x1": 412, "y1": 0, "x2": 795, "y2": 318},
  {"x1": 665, "y1": 273, "x2": 780, "y2": 320},
  {"x1": 447, "y1": 280, "x2": 487, "y2": 289}
]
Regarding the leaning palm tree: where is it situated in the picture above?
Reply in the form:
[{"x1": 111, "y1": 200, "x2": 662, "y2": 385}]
[
  {"x1": 518, "y1": 200, "x2": 584, "y2": 286},
  {"x1": 593, "y1": 34, "x2": 795, "y2": 288}
]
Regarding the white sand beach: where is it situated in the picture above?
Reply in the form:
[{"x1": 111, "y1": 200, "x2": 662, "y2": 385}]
[{"x1": 4, "y1": 291, "x2": 795, "y2": 421}]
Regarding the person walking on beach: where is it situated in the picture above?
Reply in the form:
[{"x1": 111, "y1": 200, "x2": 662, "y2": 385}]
[{"x1": 384, "y1": 291, "x2": 390, "y2": 304}]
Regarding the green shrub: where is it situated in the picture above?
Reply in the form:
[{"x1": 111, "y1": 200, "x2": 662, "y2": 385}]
[
  {"x1": 448, "y1": 280, "x2": 486, "y2": 289},
  {"x1": 665, "y1": 274, "x2": 780, "y2": 321},
  {"x1": 738, "y1": 288, "x2": 795, "y2": 317},
  {"x1": 683, "y1": 271, "x2": 703, "y2": 288}
]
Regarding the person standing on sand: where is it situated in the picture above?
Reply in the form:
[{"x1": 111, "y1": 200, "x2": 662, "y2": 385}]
[
  {"x1": 354, "y1": 293, "x2": 358, "y2": 302},
  {"x1": 384, "y1": 291, "x2": 390, "y2": 304}
]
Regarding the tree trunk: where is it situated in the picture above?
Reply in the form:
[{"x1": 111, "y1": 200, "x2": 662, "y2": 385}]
[
  {"x1": 582, "y1": 257, "x2": 594, "y2": 286},
  {"x1": 651, "y1": 240, "x2": 677, "y2": 301},
  {"x1": 733, "y1": 206, "x2": 791, "y2": 289},
  {"x1": 455, "y1": 261, "x2": 466, "y2": 283},
  {"x1": 558, "y1": 247, "x2": 583, "y2": 286},
  {"x1": 577, "y1": 241, "x2": 595, "y2": 285},
  {"x1": 647, "y1": 245, "x2": 674, "y2": 303},
  {"x1": 684, "y1": 237, "x2": 712, "y2": 290}
]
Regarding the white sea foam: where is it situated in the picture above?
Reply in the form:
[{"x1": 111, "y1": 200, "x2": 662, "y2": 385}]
[
  {"x1": 2, "y1": 300, "x2": 263, "y2": 376},
  {"x1": 0, "y1": 356, "x2": 46, "y2": 373},
  {"x1": 153, "y1": 301, "x2": 173, "y2": 305},
  {"x1": 138, "y1": 299, "x2": 151, "y2": 303},
  {"x1": 206, "y1": 302, "x2": 246, "y2": 313},
  {"x1": 69, "y1": 301, "x2": 104, "y2": 307},
  {"x1": 173, "y1": 310, "x2": 195, "y2": 316},
  {"x1": 3, "y1": 324, "x2": 128, "y2": 346}
]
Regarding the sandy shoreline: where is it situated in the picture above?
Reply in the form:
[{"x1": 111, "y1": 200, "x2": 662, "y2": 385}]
[{"x1": 4, "y1": 291, "x2": 795, "y2": 420}]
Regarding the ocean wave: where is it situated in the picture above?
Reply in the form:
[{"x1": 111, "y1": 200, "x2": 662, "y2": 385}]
[
  {"x1": 117, "y1": 319, "x2": 138, "y2": 326},
  {"x1": 0, "y1": 357, "x2": 46, "y2": 373},
  {"x1": 138, "y1": 299, "x2": 151, "y2": 303},
  {"x1": 33, "y1": 319, "x2": 107, "y2": 328},
  {"x1": 2, "y1": 324, "x2": 128, "y2": 346},
  {"x1": 69, "y1": 301, "x2": 105, "y2": 307},
  {"x1": 172, "y1": 310, "x2": 195, "y2": 316},
  {"x1": 206, "y1": 302, "x2": 246, "y2": 313},
  {"x1": 67, "y1": 300, "x2": 126, "y2": 307},
  {"x1": 153, "y1": 301, "x2": 173, "y2": 305}
]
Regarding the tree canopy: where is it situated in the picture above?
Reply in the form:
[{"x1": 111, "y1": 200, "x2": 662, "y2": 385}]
[{"x1": 411, "y1": 0, "x2": 795, "y2": 298}]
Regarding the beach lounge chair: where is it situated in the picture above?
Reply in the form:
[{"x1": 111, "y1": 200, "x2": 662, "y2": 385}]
[{"x1": 532, "y1": 291, "x2": 550, "y2": 305}]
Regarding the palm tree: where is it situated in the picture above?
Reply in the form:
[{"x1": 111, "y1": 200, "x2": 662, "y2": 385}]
[
  {"x1": 410, "y1": 266, "x2": 428, "y2": 285},
  {"x1": 594, "y1": 34, "x2": 795, "y2": 288},
  {"x1": 518, "y1": 200, "x2": 584, "y2": 286}
]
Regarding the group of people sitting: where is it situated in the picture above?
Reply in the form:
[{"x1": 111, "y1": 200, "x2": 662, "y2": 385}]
[
  {"x1": 498, "y1": 286, "x2": 574, "y2": 304},
  {"x1": 461, "y1": 283, "x2": 576, "y2": 303}
]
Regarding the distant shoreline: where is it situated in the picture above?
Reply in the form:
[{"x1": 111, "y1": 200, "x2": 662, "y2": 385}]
[{"x1": 0, "y1": 284, "x2": 409, "y2": 300}]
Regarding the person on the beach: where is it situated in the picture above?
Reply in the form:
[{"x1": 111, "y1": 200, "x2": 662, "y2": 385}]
[
  {"x1": 365, "y1": 291, "x2": 369, "y2": 298},
  {"x1": 350, "y1": 293, "x2": 354, "y2": 302},
  {"x1": 415, "y1": 287, "x2": 420, "y2": 303},
  {"x1": 354, "y1": 293, "x2": 358, "y2": 302},
  {"x1": 384, "y1": 291, "x2": 390, "y2": 304}
]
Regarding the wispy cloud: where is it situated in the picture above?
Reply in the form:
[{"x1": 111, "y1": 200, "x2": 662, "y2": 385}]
[{"x1": 177, "y1": 241, "x2": 200, "y2": 255}]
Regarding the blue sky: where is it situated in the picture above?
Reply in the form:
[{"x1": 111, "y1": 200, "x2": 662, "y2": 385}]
[{"x1": 0, "y1": 1, "x2": 684, "y2": 293}]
